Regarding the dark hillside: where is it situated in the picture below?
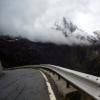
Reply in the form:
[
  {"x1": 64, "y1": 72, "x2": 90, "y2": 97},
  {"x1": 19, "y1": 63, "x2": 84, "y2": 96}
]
[{"x1": 0, "y1": 35, "x2": 100, "y2": 76}]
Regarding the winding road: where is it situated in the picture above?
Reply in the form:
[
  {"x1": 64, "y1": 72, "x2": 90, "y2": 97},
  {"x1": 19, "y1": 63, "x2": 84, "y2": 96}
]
[{"x1": 0, "y1": 69, "x2": 50, "y2": 100}]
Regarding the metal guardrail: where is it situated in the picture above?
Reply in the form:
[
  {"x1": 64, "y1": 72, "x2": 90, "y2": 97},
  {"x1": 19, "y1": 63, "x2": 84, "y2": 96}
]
[
  {"x1": 7, "y1": 64, "x2": 100, "y2": 100},
  {"x1": 36, "y1": 64, "x2": 100, "y2": 100}
]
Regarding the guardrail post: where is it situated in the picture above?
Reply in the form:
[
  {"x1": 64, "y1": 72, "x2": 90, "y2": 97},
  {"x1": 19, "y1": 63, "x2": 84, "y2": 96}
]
[
  {"x1": 58, "y1": 74, "x2": 60, "y2": 80},
  {"x1": 66, "y1": 81, "x2": 70, "y2": 88},
  {"x1": 52, "y1": 71, "x2": 55, "y2": 75}
]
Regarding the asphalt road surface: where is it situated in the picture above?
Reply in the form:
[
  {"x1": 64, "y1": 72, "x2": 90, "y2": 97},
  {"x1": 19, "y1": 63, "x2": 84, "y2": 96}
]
[{"x1": 0, "y1": 69, "x2": 50, "y2": 100}]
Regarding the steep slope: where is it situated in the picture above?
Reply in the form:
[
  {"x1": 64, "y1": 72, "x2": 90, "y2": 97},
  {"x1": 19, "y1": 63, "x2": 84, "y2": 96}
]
[{"x1": 0, "y1": 35, "x2": 100, "y2": 76}]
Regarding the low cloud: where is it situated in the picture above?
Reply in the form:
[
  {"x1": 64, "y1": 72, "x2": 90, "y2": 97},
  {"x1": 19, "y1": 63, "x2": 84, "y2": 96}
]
[{"x1": 0, "y1": 0, "x2": 100, "y2": 44}]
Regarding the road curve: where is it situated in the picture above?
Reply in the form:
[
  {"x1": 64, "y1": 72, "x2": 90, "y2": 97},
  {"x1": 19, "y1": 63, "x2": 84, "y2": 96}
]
[{"x1": 0, "y1": 69, "x2": 50, "y2": 100}]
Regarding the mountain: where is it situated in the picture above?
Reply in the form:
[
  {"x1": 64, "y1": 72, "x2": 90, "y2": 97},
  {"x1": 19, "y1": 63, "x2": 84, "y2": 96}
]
[
  {"x1": 0, "y1": 35, "x2": 100, "y2": 76},
  {"x1": 53, "y1": 17, "x2": 100, "y2": 45}
]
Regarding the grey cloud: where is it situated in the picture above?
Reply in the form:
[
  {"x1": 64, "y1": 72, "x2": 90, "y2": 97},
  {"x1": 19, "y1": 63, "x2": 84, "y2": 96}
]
[
  {"x1": 0, "y1": 0, "x2": 100, "y2": 44},
  {"x1": 0, "y1": 0, "x2": 48, "y2": 35}
]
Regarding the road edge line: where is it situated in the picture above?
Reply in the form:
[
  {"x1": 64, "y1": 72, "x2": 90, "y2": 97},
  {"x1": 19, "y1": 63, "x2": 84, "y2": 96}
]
[{"x1": 40, "y1": 71, "x2": 57, "y2": 100}]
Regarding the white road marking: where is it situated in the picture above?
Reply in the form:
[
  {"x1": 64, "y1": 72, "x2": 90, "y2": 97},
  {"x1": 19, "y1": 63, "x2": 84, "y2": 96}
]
[{"x1": 40, "y1": 71, "x2": 57, "y2": 100}]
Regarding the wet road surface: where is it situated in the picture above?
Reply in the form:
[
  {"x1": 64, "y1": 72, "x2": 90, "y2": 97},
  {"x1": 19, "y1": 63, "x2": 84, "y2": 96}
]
[{"x1": 0, "y1": 69, "x2": 50, "y2": 100}]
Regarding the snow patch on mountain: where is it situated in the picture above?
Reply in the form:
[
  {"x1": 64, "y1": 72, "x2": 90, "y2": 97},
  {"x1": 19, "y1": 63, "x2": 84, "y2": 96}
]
[{"x1": 53, "y1": 17, "x2": 100, "y2": 45}]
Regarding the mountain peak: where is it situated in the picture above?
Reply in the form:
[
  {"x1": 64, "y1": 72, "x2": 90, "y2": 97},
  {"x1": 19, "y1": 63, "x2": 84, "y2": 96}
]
[{"x1": 53, "y1": 17, "x2": 100, "y2": 45}]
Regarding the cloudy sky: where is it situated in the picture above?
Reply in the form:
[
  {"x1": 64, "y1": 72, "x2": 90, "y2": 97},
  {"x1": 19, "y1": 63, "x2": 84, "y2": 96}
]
[{"x1": 0, "y1": 0, "x2": 100, "y2": 44}]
